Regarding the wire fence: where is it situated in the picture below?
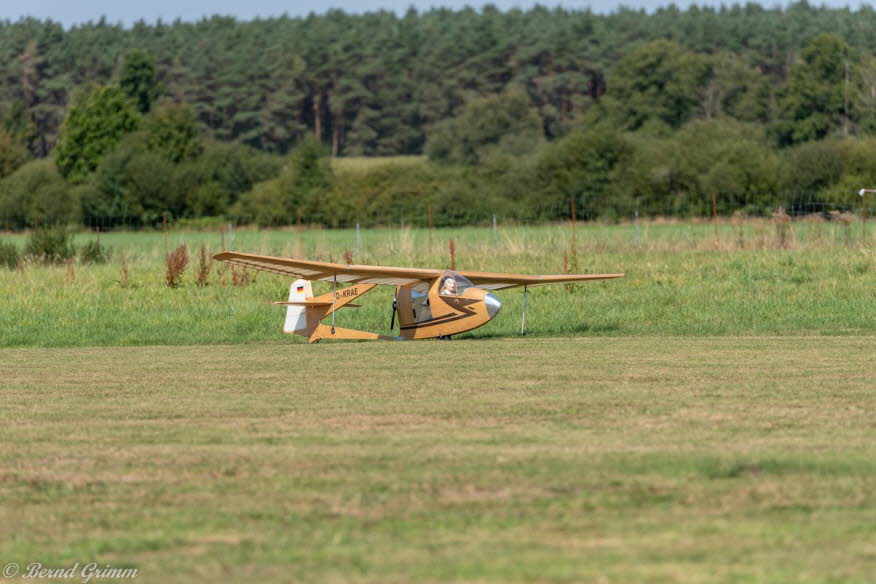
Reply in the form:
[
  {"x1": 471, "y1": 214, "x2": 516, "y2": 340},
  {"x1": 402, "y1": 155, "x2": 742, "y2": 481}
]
[{"x1": 0, "y1": 193, "x2": 870, "y2": 233}]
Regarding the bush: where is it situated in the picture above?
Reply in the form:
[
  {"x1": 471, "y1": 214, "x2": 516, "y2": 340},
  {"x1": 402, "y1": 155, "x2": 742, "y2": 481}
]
[
  {"x1": 233, "y1": 137, "x2": 331, "y2": 225},
  {"x1": 25, "y1": 228, "x2": 75, "y2": 263},
  {"x1": 79, "y1": 239, "x2": 110, "y2": 264},
  {"x1": 234, "y1": 180, "x2": 289, "y2": 226},
  {"x1": 0, "y1": 159, "x2": 80, "y2": 229},
  {"x1": 0, "y1": 240, "x2": 19, "y2": 269},
  {"x1": 83, "y1": 132, "x2": 178, "y2": 223},
  {"x1": 534, "y1": 126, "x2": 634, "y2": 219},
  {"x1": 196, "y1": 141, "x2": 283, "y2": 204}
]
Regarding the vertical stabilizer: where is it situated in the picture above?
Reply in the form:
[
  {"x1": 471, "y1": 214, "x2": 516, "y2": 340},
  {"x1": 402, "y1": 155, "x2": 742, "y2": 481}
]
[{"x1": 283, "y1": 279, "x2": 314, "y2": 334}]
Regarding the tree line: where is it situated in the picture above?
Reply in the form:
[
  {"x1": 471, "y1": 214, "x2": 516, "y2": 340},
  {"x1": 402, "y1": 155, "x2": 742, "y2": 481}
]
[{"x1": 1, "y1": 3, "x2": 876, "y2": 228}]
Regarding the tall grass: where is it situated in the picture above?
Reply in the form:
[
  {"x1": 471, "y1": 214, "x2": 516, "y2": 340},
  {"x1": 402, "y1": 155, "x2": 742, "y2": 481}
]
[{"x1": 1, "y1": 220, "x2": 874, "y2": 347}]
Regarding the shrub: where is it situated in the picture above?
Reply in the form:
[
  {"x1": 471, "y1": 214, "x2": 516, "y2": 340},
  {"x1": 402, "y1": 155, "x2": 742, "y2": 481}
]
[
  {"x1": 25, "y1": 228, "x2": 75, "y2": 263},
  {"x1": 232, "y1": 178, "x2": 289, "y2": 226},
  {"x1": 234, "y1": 136, "x2": 333, "y2": 225},
  {"x1": 0, "y1": 240, "x2": 18, "y2": 269},
  {"x1": 0, "y1": 160, "x2": 79, "y2": 229},
  {"x1": 83, "y1": 133, "x2": 178, "y2": 223},
  {"x1": 79, "y1": 240, "x2": 110, "y2": 264},
  {"x1": 197, "y1": 141, "x2": 283, "y2": 205}
]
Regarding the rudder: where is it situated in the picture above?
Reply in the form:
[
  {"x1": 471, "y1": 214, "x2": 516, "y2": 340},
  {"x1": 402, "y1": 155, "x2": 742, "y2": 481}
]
[{"x1": 284, "y1": 279, "x2": 314, "y2": 335}]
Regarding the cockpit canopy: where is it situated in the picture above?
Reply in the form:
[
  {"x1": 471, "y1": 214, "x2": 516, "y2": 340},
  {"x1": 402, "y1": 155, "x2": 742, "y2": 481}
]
[{"x1": 438, "y1": 271, "x2": 474, "y2": 296}]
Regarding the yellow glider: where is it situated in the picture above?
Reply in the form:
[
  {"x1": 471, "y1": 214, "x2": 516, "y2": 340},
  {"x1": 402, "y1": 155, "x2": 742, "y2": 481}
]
[{"x1": 214, "y1": 252, "x2": 624, "y2": 343}]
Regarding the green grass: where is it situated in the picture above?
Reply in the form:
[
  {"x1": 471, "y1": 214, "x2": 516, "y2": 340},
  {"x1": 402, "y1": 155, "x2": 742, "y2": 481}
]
[
  {"x1": 3, "y1": 222, "x2": 874, "y2": 581},
  {"x1": 1, "y1": 222, "x2": 874, "y2": 347},
  {"x1": 2, "y1": 337, "x2": 875, "y2": 583}
]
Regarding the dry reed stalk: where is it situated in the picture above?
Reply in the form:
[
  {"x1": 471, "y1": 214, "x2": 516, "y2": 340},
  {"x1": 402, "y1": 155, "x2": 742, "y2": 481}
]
[
  {"x1": 567, "y1": 240, "x2": 579, "y2": 292},
  {"x1": 231, "y1": 265, "x2": 252, "y2": 286},
  {"x1": 568, "y1": 239, "x2": 578, "y2": 272},
  {"x1": 64, "y1": 258, "x2": 74, "y2": 285},
  {"x1": 165, "y1": 243, "x2": 189, "y2": 288},
  {"x1": 562, "y1": 247, "x2": 571, "y2": 293},
  {"x1": 449, "y1": 239, "x2": 456, "y2": 271},
  {"x1": 343, "y1": 249, "x2": 353, "y2": 264},
  {"x1": 196, "y1": 244, "x2": 212, "y2": 287},
  {"x1": 831, "y1": 211, "x2": 856, "y2": 245},
  {"x1": 216, "y1": 263, "x2": 228, "y2": 285},
  {"x1": 732, "y1": 210, "x2": 746, "y2": 250},
  {"x1": 120, "y1": 254, "x2": 129, "y2": 288},
  {"x1": 772, "y1": 208, "x2": 791, "y2": 249},
  {"x1": 800, "y1": 213, "x2": 825, "y2": 247}
]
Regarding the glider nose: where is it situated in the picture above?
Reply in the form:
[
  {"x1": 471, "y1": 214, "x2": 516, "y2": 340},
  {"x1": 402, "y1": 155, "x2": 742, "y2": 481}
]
[{"x1": 485, "y1": 293, "x2": 501, "y2": 319}]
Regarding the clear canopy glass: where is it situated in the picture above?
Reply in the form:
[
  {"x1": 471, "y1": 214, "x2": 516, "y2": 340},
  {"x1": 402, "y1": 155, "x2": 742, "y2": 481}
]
[{"x1": 438, "y1": 272, "x2": 473, "y2": 296}]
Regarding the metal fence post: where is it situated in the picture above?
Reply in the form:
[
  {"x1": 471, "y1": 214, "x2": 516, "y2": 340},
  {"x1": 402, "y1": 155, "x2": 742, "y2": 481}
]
[
  {"x1": 635, "y1": 209, "x2": 639, "y2": 244},
  {"x1": 492, "y1": 214, "x2": 497, "y2": 246}
]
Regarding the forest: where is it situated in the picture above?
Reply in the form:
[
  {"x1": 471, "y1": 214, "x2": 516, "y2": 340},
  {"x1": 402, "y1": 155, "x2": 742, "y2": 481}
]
[{"x1": 2, "y1": 2, "x2": 876, "y2": 228}]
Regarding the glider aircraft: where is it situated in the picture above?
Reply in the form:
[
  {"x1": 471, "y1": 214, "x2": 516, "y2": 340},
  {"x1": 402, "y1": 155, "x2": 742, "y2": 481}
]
[{"x1": 214, "y1": 252, "x2": 624, "y2": 342}]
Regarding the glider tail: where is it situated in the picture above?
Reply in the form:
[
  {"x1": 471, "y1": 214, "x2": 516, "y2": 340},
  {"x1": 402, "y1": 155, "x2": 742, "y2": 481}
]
[
  {"x1": 283, "y1": 279, "x2": 315, "y2": 335},
  {"x1": 276, "y1": 280, "x2": 382, "y2": 343}
]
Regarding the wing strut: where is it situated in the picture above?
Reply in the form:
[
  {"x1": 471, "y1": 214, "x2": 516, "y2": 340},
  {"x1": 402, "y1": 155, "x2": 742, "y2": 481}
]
[
  {"x1": 520, "y1": 285, "x2": 528, "y2": 335},
  {"x1": 331, "y1": 273, "x2": 337, "y2": 334}
]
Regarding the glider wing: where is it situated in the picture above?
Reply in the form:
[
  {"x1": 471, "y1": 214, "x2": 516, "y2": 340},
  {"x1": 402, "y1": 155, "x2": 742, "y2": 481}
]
[
  {"x1": 213, "y1": 252, "x2": 623, "y2": 289},
  {"x1": 213, "y1": 252, "x2": 441, "y2": 285},
  {"x1": 455, "y1": 271, "x2": 624, "y2": 290}
]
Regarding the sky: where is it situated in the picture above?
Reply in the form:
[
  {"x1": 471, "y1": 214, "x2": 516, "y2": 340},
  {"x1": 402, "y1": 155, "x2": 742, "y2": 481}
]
[{"x1": 4, "y1": 0, "x2": 870, "y2": 28}]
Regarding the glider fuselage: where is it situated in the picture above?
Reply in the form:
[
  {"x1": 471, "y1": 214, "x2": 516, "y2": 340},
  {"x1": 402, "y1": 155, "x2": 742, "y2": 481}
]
[{"x1": 395, "y1": 273, "x2": 501, "y2": 340}]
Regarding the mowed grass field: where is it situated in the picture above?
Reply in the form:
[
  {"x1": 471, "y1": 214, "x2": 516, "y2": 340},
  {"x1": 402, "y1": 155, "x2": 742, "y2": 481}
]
[
  {"x1": 1, "y1": 222, "x2": 875, "y2": 582},
  {"x1": 2, "y1": 337, "x2": 876, "y2": 583}
]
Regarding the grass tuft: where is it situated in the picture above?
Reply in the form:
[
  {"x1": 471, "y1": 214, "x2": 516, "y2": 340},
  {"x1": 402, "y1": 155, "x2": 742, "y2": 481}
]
[
  {"x1": 0, "y1": 239, "x2": 19, "y2": 269},
  {"x1": 25, "y1": 228, "x2": 75, "y2": 264}
]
